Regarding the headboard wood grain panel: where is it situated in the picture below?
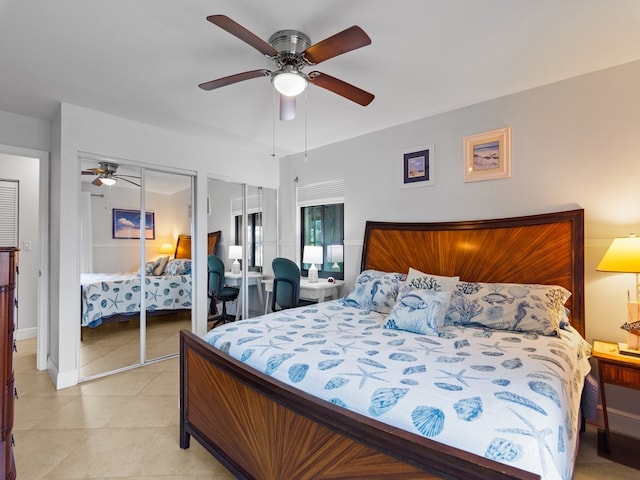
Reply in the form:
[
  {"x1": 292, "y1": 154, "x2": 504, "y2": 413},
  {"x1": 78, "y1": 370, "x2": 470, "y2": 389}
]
[{"x1": 361, "y1": 209, "x2": 584, "y2": 337}]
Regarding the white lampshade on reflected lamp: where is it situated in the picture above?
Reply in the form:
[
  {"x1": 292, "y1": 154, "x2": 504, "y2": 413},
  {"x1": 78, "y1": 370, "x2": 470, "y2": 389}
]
[
  {"x1": 327, "y1": 245, "x2": 343, "y2": 270},
  {"x1": 597, "y1": 234, "x2": 640, "y2": 352},
  {"x1": 303, "y1": 245, "x2": 323, "y2": 283},
  {"x1": 228, "y1": 245, "x2": 242, "y2": 274}
]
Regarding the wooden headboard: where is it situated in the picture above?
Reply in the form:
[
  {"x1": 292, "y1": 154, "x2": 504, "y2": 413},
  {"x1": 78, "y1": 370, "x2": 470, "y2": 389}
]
[
  {"x1": 174, "y1": 231, "x2": 221, "y2": 259},
  {"x1": 361, "y1": 209, "x2": 585, "y2": 337}
]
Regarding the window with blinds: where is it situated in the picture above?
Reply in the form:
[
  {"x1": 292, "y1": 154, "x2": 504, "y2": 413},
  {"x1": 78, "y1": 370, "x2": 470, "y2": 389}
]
[{"x1": 0, "y1": 180, "x2": 18, "y2": 247}]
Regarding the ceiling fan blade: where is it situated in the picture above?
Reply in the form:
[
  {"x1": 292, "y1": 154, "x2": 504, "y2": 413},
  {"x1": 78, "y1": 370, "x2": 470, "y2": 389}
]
[
  {"x1": 199, "y1": 69, "x2": 271, "y2": 91},
  {"x1": 118, "y1": 177, "x2": 141, "y2": 187},
  {"x1": 279, "y1": 94, "x2": 296, "y2": 121},
  {"x1": 303, "y1": 26, "x2": 371, "y2": 65},
  {"x1": 92, "y1": 177, "x2": 103, "y2": 187},
  {"x1": 308, "y1": 71, "x2": 374, "y2": 106},
  {"x1": 82, "y1": 167, "x2": 104, "y2": 175},
  {"x1": 207, "y1": 15, "x2": 278, "y2": 58}
]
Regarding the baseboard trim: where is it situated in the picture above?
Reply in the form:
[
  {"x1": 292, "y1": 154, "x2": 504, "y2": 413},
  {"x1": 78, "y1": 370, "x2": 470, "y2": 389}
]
[{"x1": 593, "y1": 405, "x2": 640, "y2": 440}]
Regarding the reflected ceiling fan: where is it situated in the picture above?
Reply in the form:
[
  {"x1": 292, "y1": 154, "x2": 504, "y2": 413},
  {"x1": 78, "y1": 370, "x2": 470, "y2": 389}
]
[
  {"x1": 199, "y1": 15, "x2": 374, "y2": 120},
  {"x1": 81, "y1": 162, "x2": 140, "y2": 187}
]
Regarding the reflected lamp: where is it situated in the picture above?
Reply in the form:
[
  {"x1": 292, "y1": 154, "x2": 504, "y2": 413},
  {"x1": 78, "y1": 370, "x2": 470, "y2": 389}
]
[
  {"x1": 327, "y1": 245, "x2": 343, "y2": 270},
  {"x1": 303, "y1": 245, "x2": 323, "y2": 283},
  {"x1": 228, "y1": 245, "x2": 242, "y2": 274}
]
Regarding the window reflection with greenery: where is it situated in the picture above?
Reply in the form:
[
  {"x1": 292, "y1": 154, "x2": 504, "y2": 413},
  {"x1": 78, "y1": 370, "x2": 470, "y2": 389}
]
[
  {"x1": 301, "y1": 204, "x2": 344, "y2": 280},
  {"x1": 234, "y1": 212, "x2": 262, "y2": 269}
]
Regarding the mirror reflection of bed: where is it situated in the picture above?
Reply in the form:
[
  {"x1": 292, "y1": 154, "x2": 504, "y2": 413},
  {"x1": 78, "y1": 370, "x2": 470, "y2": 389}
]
[{"x1": 79, "y1": 162, "x2": 195, "y2": 380}]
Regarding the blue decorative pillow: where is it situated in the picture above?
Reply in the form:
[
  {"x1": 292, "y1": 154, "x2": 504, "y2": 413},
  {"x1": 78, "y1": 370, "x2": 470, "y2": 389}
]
[
  {"x1": 340, "y1": 270, "x2": 406, "y2": 313},
  {"x1": 402, "y1": 268, "x2": 459, "y2": 327},
  {"x1": 444, "y1": 282, "x2": 571, "y2": 336},
  {"x1": 384, "y1": 288, "x2": 452, "y2": 335},
  {"x1": 166, "y1": 259, "x2": 191, "y2": 275}
]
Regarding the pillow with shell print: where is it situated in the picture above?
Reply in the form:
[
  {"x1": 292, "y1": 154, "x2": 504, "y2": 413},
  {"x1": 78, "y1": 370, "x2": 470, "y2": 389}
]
[
  {"x1": 444, "y1": 281, "x2": 571, "y2": 336},
  {"x1": 340, "y1": 270, "x2": 406, "y2": 314},
  {"x1": 401, "y1": 268, "x2": 459, "y2": 327},
  {"x1": 384, "y1": 288, "x2": 452, "y2": 336}
]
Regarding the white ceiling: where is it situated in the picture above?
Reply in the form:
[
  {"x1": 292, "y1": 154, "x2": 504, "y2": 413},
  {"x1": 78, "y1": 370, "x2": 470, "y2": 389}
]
[{"x1": 1, "y1": 0, "x2": 640, "y2": 156}]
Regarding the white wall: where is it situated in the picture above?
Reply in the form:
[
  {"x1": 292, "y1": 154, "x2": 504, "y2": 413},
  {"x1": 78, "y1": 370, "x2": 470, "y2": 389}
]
[
  {"x1": 83, "y1": 182, "x2": 192, "y2": 273},
  {"x1": 49, "y1": 103, "x2": 279, "y2": 388},
  {"x1": 280, "y1": 60, "x2": 640, "y2": 435}
]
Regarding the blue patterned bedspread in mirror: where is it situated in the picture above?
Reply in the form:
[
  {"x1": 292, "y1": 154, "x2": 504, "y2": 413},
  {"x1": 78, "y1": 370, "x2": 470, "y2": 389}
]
[{"x1": 81, "y1": 272, "x2": 192, "y2": 328}]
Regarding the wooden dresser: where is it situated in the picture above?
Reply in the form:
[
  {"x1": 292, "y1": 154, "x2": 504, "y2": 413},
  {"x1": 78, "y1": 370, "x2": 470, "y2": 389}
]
[{"x1": 0, "y1": 248, "x2": 17, "y2": 479}]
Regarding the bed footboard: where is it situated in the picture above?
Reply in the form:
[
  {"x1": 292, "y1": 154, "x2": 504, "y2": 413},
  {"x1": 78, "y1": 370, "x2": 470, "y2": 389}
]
[{"x1": 180, "y1": 330, "x2": 538, "y2": 480}]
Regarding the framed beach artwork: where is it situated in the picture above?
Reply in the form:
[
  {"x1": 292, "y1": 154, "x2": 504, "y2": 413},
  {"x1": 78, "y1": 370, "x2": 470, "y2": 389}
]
[
  {"x1": 463, "y1": 127, "x2": 511, "y2": 182},
  {"x1": 112, "y1": 208, "x2": 155, "y2": 239},
  {"x1": 402, "y1": 144, "x2": 434, "y2": 187}
]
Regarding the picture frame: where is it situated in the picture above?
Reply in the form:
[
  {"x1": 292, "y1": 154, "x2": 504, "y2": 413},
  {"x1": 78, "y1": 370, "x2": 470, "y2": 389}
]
[
  {"x1": 463, "y1": 127, "x2": 511, "y2": 182},
  {"x1": 112, "y1": 208, "x2": 155, "y2": 239},
  {"x1": 402, "y1": 144, "x2": 434, "y2": 187}
]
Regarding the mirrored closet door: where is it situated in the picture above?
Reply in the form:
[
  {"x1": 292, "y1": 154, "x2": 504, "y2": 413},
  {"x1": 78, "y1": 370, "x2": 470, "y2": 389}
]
[
  {"x1": 79, "y1": 158, "x2": 193, "y2": 380},
  {"x1": 206, "y1": 179, "x2": 277, "y2": 324}
]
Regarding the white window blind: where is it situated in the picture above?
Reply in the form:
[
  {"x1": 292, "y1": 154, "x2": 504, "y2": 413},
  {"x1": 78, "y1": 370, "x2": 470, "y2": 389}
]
[
  {"x1": 297, "y1": 179, "x2": 344, "y2": 207},
  {"x1": 0, "y1": 180, "x2": 18, "y2": 247}
]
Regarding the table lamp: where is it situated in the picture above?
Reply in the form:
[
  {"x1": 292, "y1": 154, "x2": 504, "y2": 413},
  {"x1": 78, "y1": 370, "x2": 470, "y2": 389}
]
[
  {"x1": 327, "y1": 245, "x2": 343, "y2": 270},
  {"x1": 597, "y1": 234, "x2": 640, "y2": 352},
  {"x1": 159, "y1": 243, "x2": 174, "y2": 257},
  {"x1": 303, "y1": 245, "x2": 323, "y2": 283},
  {"x1": 228, "y1": 245, "x2": 242, "y2": 274}
]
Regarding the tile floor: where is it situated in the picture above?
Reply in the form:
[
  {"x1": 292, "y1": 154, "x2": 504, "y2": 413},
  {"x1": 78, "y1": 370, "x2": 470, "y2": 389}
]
[{"x1": 12, "y1": 335, "x2": 640, "y2": 479}]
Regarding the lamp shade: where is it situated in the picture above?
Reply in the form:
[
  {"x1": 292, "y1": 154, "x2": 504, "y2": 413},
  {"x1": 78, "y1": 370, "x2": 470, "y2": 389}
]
[
  {"x1": 159, "y1": 243, "x2": 174, "y2": 255},
  {"x1": 100, "y1": 176, "x2": 116, "y2": 186},
  {"x1": 303, "y1": 245, "x2": 323, "y2": 265},
  {"x1": 327, "y1": 245, "x2": 343, "y2": 263},
  {"x1": 597, "y1": 236, "x2": 640, "y2": 273},
  {"x1": 228, "y1": 245, "x2": 242, "y2": 260},
  {"x1": 272, "y1": 70, "x2": 308, "y2": 97}
]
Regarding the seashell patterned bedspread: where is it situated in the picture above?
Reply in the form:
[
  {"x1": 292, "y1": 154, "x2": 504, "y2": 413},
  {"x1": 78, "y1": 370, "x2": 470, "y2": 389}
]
[{"x1": 205, "y1": 300, "x2": 591, "y2": 480}]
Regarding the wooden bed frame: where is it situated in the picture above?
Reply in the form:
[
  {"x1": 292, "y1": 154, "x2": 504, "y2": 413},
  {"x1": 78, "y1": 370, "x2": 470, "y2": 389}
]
[{"x1": 180, "y1": 209, "x2": 584, "y2": 479}]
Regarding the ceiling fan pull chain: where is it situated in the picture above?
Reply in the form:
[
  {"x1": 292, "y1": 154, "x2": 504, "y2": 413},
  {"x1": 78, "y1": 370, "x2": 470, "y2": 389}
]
[
  {"x1": 304, "y1": 88, "x2": 308, "y2": 162},
  {"x1": 272, "y1": 88, "x2": 276, "y2": 157}
]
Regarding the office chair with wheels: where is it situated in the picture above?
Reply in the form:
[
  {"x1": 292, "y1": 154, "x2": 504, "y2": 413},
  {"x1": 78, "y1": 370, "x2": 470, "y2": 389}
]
[
  {"x1": 271, "y1": 257, "x2": 317, "y2": 311},
  {"x1": 208, "y1": 254, "x2": 239, "y2": 327}
]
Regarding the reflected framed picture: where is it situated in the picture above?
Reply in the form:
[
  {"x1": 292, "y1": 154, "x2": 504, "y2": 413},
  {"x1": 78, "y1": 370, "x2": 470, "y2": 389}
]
[
  {"x1": 112, "y1": 208, "x2": 155, "y2": 239},
  {"x1": 464, "y1": 127, "x2": 511, "y2": 182},
  {"x1": 402, "y1": 144, "x2": 434, "y2": 187}
]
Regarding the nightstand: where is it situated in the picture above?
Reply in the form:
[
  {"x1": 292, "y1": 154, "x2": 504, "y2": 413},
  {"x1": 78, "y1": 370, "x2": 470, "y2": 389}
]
[{"x1": 592, "y1": 340, "x2": 640, "y2": 470}]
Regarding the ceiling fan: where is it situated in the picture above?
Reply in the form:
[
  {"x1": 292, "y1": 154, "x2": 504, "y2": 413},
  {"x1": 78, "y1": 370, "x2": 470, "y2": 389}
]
[
  {"x1": 199, "y1": 15, "x2": 374, "y2": 120},
  {"x1": 81, "y1": 162, "x2": 140, "y2": 187}
]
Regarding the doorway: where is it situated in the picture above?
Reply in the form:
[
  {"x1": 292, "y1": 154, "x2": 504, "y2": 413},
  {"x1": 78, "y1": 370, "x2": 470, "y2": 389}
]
[{"x1": 0, "y1": 147, "x2": 49, "y2": 371}]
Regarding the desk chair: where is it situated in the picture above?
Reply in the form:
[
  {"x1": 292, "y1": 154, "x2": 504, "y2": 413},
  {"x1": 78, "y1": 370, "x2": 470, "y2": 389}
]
[
  {"x1": 271, "y1": 257, "x2": 317, "y2": 311},
  {"x1": 208, "y1": 255, "x2": 239, "y2": 327}
]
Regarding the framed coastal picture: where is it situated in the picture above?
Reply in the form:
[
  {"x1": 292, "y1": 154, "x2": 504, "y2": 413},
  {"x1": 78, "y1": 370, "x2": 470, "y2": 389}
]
[
  {"x1": 402, "y1": 144, "x2": 434, "y2": 187},
  {"x1": 463, "y1": 127, "x2": 511, "y2": 182},
  {"x1": 112, "y1": 208, "x2": 155, "y2": 239}
]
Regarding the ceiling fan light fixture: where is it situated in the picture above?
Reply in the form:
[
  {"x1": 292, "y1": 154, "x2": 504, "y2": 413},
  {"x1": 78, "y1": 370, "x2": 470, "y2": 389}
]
[
  {"x1": 272, "y1": 70, "x2": 307, "y2": 97},
  {"x1": 100, "y1": 176, "x2": 117, "y2": 186}
]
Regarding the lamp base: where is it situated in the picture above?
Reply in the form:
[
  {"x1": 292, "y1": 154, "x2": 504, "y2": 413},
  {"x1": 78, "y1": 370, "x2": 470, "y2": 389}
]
[
  {"x1": 232, "y1": 260, "x2": 241, "y2": 274},
  {"x1": 308, "y1": 264, "x2": 318, "y2": 283}
]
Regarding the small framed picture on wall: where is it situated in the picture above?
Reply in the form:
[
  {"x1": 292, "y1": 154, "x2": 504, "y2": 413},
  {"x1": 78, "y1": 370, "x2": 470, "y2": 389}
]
[
  {"x1": 402, "y1": 144, "x2": 434, "y2": 187},
  {"x1": 112, "y1": 208, "x2": 155, "y2": 239},
  {"x1": 463, "y1": 127, "x2": 511, "y2": 182}
]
